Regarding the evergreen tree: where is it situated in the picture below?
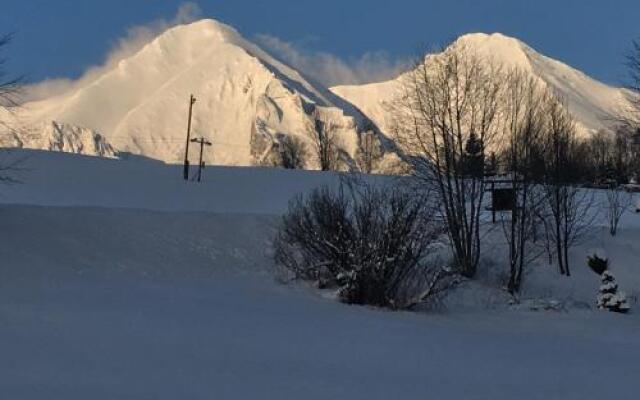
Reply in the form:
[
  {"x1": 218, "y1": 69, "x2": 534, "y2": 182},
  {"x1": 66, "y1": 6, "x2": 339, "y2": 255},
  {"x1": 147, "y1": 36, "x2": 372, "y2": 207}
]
[
  {"x1": 484, "y1": 152, "x2": 498, "y2": 177},
  {"x1": 597, "y1": 271, "x2": 630, "y2": 313},
  {"x1": 463, "y1": 131, "x2": 484, "y2": 178}
]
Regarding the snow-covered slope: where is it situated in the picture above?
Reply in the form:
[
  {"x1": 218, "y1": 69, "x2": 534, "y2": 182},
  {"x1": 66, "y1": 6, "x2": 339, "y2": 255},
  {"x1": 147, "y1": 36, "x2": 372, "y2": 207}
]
[
  {"x1": 332, "y1": 33, "x2": 630, "y2": 137},
  {"x1": 4, "y1": 20, "x2": 393, "y2": 170},
  {"x1": 0, "y1": 149, "x2": 638, "y2": 399}
]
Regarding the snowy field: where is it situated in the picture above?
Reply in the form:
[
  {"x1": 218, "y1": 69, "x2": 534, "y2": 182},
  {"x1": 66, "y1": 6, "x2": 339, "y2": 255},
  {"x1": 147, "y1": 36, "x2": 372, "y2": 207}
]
[{"x1": 0, "y1": 150, "x2": 638, "y2": 399}]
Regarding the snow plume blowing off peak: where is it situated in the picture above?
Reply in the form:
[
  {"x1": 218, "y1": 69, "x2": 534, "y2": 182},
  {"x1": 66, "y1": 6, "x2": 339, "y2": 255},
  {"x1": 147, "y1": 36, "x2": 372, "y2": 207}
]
[
  {"x1": 22, "y1": 2, "x2": 204, "y2": 102},
  {"x1": 254, "y1": 34, "x2": 413, "y2": 87}
]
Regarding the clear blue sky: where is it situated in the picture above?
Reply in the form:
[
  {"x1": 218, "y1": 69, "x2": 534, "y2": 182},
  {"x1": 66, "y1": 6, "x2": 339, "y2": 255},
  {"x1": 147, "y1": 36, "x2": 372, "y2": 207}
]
[{"x1": 1, "y1": 0, "x2": 639, "y2": 85}]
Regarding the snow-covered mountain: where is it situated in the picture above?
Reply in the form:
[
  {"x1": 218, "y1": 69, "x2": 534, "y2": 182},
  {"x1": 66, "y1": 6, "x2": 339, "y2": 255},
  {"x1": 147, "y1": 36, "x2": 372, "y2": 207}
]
[
  {"x1": 1, "y1": 27, "x2": 630, "y2": 168},
  {"x1": 2, "y1": 19, "x2": 396, "y2": 171},
  {"x1": 332, "y1": 33, "x2": 630, "y2": 138}
]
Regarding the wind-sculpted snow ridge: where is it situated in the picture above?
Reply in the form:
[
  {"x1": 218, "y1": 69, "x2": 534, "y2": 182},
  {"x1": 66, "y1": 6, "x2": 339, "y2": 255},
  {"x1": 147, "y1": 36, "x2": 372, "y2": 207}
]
[
  {"x1": 332, "y1": 32, "x2": 630, "y2": 137},
  {"x1": 11, "y1": 19, "x2": 399, "y2": 171}
]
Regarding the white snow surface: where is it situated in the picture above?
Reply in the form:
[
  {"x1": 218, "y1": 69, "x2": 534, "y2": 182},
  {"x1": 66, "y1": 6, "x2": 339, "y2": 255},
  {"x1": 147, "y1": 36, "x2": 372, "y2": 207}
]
[
  {"x1": 0, "y1": 150, "x2": 638, "y2": 399},
  {"x1": 332, "y1": 33, "x2": 631, "y2": 137}
]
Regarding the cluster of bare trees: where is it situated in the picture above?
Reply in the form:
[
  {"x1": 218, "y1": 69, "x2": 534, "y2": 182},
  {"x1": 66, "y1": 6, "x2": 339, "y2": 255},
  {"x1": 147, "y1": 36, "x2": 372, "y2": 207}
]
[
  {"x1": 275, "y1": 37, "x2": 640, "y2": 304},
  {"x1": 391, "y1": 44, "x2": 597, "y2": 293},
  {"x1": 0, "y1": 33, "x2": 23, "y2": 183},
  {"x1": 583, "y1": 39, "x2": 640, "y2": 184},
  {"x1": 579, "y1": 128, "x2": 639, "y2": 184}
]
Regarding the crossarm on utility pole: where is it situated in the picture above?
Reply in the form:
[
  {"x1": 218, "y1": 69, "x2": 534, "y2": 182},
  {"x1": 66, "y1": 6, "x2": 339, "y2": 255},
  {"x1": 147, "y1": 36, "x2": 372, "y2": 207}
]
[{"x1": 190, "y1": 137, "x2": 213, "y2": 182}]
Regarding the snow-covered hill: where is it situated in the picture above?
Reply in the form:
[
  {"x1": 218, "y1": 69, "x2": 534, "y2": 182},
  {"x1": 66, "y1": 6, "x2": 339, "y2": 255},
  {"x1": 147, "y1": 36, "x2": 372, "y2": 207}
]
[
  {"x1": 332, "y1": 33, "x2": 630, "y2": 137},
  {"x1": 2, "y1": 20, "x2": 395, "y2": 171},
  {"x1": 0, "y1": 149, "x2": 638, "y2": 399}
]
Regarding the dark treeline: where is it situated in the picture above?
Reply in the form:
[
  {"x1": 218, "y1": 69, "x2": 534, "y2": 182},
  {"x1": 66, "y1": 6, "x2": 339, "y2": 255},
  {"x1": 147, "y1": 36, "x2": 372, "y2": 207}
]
[{"x1": 485, "y1": 125, "x2": 640, "y2": 187}]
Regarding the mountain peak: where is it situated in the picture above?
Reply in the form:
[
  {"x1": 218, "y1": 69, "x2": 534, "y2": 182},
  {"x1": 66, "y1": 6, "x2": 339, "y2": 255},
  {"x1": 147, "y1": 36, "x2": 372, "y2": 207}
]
[
  {"x1": 164, "y1": 18, "x2": 244, "y2": 44},
  {"x1": 134, "y1": 18, "x2": 247, "y2": 62},
  {"x1": 451, "y1": 32, "x2": 532, "y2": 69},
  {"x1": 456, "y1": 32, "x2": 523, "y2": 45}
]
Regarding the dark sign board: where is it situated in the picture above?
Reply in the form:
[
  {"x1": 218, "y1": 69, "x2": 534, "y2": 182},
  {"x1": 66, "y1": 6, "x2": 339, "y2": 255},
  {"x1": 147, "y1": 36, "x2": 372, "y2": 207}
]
[{"x1": 492, "y1": 188, "x2": 516, "y2": 211}]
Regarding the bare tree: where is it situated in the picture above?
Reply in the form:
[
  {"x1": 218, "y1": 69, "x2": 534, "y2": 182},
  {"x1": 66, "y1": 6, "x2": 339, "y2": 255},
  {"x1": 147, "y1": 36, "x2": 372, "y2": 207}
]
[
  {"x1": 500, "y1": 70, "x2": 549, "y2": 293},
  {"x1": 273, "y1": 180, "x2": 458, "y2": 310},
  {"x1": 0, "y1": 34, "x2": 21, "y2": 111},
  {"x1": 541, "y1": 97, "x2": 596, "y2": 276},
  {"x1": 278, "y1": 135, "x2": 307, "y2": 169},
  {"x1": 306, "y1": 111, "x2": 342, "y2": 171},
  {"x1": 588, "y1": 129, "x2": 614, "y2": 182},
  {"x1": 0, "y1": 33, "x2": 24, "y2": 183},
  {"x1": 624, "y1": 39, "x2": 640, "y2": 125},
  {"x1": 612, "y1": 126, "x2": 635, "y2": 183},
  {"x1": 391, "y1": 44, "x2": 502, "y2": 278},
  {"x1": 356, "y1": 129, "x2": 382, "y2": 174},
  {"x1": 605, "y1": 184, "x2": 632, "y2": 236}
]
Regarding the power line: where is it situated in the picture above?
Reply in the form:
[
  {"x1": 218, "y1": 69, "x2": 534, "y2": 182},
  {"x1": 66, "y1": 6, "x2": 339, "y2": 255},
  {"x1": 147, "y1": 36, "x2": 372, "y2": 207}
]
[{"x1": 11, "y1": 127, "x2": 247, "y2": 149}]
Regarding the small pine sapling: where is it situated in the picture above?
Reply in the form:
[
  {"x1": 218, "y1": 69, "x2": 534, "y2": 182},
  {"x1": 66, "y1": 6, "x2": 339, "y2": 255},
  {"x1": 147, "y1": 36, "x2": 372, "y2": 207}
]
[{"x1": 597, "y1": 271, "x2": 630, "y2": 313}]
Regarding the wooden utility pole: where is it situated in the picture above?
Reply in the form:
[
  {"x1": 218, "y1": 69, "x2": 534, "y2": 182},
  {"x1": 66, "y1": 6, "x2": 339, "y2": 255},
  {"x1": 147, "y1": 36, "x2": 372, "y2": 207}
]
[
  {"x1": 190, "y1": 137, "x2": 212, "y2": 182},
  {"x1": 364, "y1": 132, "x2": 374, "y2": 173},
  {"x1": 183, "y1": 94, "x2": 197, "y2": 180}
]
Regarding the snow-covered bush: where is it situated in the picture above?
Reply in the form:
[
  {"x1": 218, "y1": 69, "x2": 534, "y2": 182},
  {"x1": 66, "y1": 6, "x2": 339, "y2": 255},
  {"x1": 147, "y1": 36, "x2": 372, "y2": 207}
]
[
  {"x1": 597, "y1": 271, "x2": 630, "y2": 314},
  {"x1": 274, "y1": 180, "x2": 457, "y2": 309}
]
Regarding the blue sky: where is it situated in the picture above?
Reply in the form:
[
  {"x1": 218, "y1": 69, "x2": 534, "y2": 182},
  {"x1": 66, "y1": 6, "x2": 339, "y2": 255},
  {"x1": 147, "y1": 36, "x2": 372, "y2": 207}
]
[{"x1": 1, "y1": 0, "x2": 639, "y2": 86}]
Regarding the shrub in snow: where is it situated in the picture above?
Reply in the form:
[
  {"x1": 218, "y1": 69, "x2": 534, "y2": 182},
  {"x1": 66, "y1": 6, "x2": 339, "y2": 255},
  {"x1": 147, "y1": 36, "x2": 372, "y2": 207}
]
[
  {"x1": 274, "y1": 179, "x2": 458, "y2": 310},
  {"x1": 587, "y1": 254, "x2": 608, "y2": 276},
  {"x1": 597, "y1": 271, "x2": 630, "y2": 314}
]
